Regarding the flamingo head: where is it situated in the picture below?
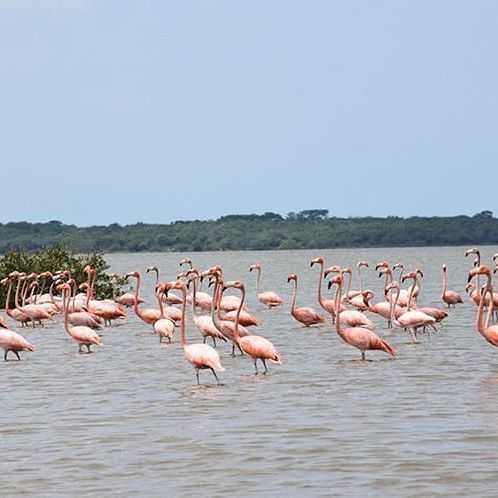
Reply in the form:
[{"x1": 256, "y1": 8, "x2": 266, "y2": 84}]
[
  {"x1": 465, "y1": 282, "x2": 474, "y2": 293},
  {"x1": 287, "y1": 273, "x2": 297, "y2": 283},
  {"x1": 164, "y1": 280, "x2": 187, "y2": 294},
  {"x1": 357, "y1": 260, "x2": 369, "y2": 268},
  {"x1": 0, "y1": 278, "x2": 9, "y2": 285},
  {"x1": 442, "y1": 264, "x2": 447, "y2": 271},
  {"x1": 393, "y1": 262, "x2": 404, "y2": 271},
  {"x1": 465, "y1": 247, "x2": 480, "y2": 258},
  {"x1": 468, "y1": 265, "x2": 491, "y2": 282},
  {"x1": 401, "y1": 271, "x2": 417, "y2": 283},
  {"x1": 146, "y1": 266, "x2": 158, "y2": 274},
  {"x1": 310, "y1": 257, "x2": 324, "y2": 267},
  {"x1": 415, "y1": 268, "x2": 424, "y2": 278},
  {"x1": 323, "y1": 265, "x2": 341, "y2": 278},
  {"x1": 342, "y1": 268, "x2": 352, "y2": 275},
  {"x1": 327, "y1": 275, "x2": 342, "y2": 290},
  {"x1": 378, "y1": 267, "x2": 391, "y2": 278},
  {"x1": 125, "y1": 271, "x2": 139, "y2": 280},
  {"x1": 494, "y1": 253, "x2": 498, "y2": 262},
  {"x1": 361, "y1": 289, "x2": 374, "y2": 303},
  {"x1": 375, "y1": 261, "x2": 390, "y2": 271},
  {"x1": 83, "y1": 265, "x2": 92, "y2": 274},
  {"x1": 179, "y1": 257, "x2": 192, "y2": 267},
  {"x1": 223, "y1": 280, "x2": 245, "y2": 292},
  {"x1": 249, "y1": 263, "x2": 261, "y2": 272}
]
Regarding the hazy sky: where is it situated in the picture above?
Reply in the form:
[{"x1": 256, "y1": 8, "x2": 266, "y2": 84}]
[{"x1": 1, "y1": 0, "x2": 496, "y2": 225}]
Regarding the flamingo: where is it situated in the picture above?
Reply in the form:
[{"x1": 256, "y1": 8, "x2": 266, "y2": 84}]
[
  {"x1": 287, "y1": 274, "x2": 326, "y2": 327},
  {"x1": 0, "y1": 323, "x2": 36, "y2": 361},
  {"x1": 249, "y1": 263, "x2": 284, "y2": 308},
  {"x1": 441, "y1": 264, "x2": 463, "y2": 308},
  {"x1": 327, "y1": 276, "x2": 374, "y2": 330},
  {"x1": 153, "y1": 285, "x2": 175, "y2": 344},
  {"x1": 184, "y1": 269, "x2": 212, "y2": 311},
  {"x1": 60, "y1": 283, "x2": 102, "y2": 353},
  {"x1": 165, "y1": 280, "x2": 225, "y2": 385},
  {"x1": 10, "y1": 272, "x2": 53, "y2": 327},
  {"x1": 186, "y1": 272, "x2": 227, "y2": 347},
  {"x1": 1, "y1": 277, "x2": 31, "y2": 327},
  {"x1": 224, "y1": 280, "x2": 281, "y2": 374},
  {"x1": 386, "y1": 282, "x2": 436, "y2": 343},
  {"x1": 332, "y1": 275, "x2": 395, "y2": 360},
  {"x1": 468, "y1": 265, "x2": 498, "y2": 347},
  {"x1": 361, "y1": 289, "x2": 404, "y2": 328},
  {"x1": 109, "y1": 273, "x2": 144, "y2": 308},
  {"x1": 125, "y1": 271, "x2": 161, "y2": 325},
  {"x1": 147, "y1": 266, "x2": 183, "y2": 305},
  {"x1": 310, "y1": 257, "x2": 339, "y2": 322},
  {"x1": 343, "y1": 261, "x2": 370, "y2": 302}
]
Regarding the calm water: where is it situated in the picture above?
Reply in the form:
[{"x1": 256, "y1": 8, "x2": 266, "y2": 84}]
[{"x1": 1, "y1": 246, "x2": 498, "y2": 497}]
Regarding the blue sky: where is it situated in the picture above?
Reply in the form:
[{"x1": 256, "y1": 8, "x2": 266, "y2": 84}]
[{"x1": 1, "y1": 0, "x2": 496, "y2": 225}]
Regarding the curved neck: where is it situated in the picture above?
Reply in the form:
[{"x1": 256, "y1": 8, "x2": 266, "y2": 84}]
[
  {"x1": 133, "y1": 274, "x2": 142, "y2": 315},
  {"x1": 152, "y1": 269, "x2": 159, "y2": 285},
  {"x1": 389, "y1": 287, "x2": 400, "y2": 325},
  {"x1": 63, "y1": 288, "x2": 72, "y2": 334},
  {"x1": 14, "y1": 276, "x2": 22, "y2": 309},
  {"x1": 382, "y1": 271, "x2": 392, "y2": 301},
  {"x1": 156, "y1": 289, "x2": 165, "y2": 318},
  {"x1": 179, "y1": 286, "x2": 187, "y2": 348},
  {"x1": 406, "y1": 278, "x2": 417, "y2": 311},
  {"x1": 315, "y1": 263, "x2": 324, "y2": 307},
  {"x1": 190, "y1": 277, "x2": 198, "y2": 319},
  {"x1": 233, "y1": 286, "x2": 245, "y2": 344},
  {"x1": 255, "y1": 268, "x2": 261, "y2": 295},
  {"x1": 290, "y1": 279, "x2": 298, "y2": 312},
  {"x1": 210, "y1": 277, "x2": 222, "y2": 330},
  {"x1": 5, "y1": 280, "x2": 13, "y2": 311},
  {"x1": 442, "y1": 268, "x2": 448, "y2": 296},
  {"x1": 334, "y1": 279, "x2": 348, "y2": 340}
]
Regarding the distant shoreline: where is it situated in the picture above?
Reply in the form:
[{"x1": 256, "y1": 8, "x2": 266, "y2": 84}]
[{"x1": 1, "y1": 210, "x2": 497, "y2": 253}]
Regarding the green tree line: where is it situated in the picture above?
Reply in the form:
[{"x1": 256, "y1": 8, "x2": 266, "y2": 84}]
[{"x1": 0, "y1": 210, "x2": 497, "y2": 253}]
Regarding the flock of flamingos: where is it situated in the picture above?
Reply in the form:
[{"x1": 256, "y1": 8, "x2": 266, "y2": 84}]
[{"x1": 0, "y1": 248, "x2": 497, "y2": 384}]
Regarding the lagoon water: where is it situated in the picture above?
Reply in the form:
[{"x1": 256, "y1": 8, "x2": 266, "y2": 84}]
[{"x1": 1, "y1": 246, "x2": 498, "y2": 497}]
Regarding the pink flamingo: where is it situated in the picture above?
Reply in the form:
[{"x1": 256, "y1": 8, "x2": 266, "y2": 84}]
[
  {"x1": 109, "y1": 273, "x2": 144, "y2": 308},
  {"x1": 287, "y1": 273, "x2": 326, "y2": 327},
  {"x1": 333, "y1": 275, "x2": 395, "y2": 360},
  {"x1": 202, "y1": 270, "x2": 250, "y2": 355},
  {"x1": 11, "y1": 272, "x2": 53, "y2": 327},
  {"x1": 184, "y1": 269, "x2": 213, "y2": 311},
  {"x1": 441, "y1": 264, "x2": 463, "y2": 308},
  {"x1": 1, "y1": 277, "x2": 31, "y2": 327},
  {"x1": 165, "y1": 280, "x2": 225, "y2": 385},
  {"x1": 249, "y1": 263, "x2": 285, "y2": 308},
  {"x1": 61, "y1": 283, "x2": 102, "y2": 353},
  {"x1": 361, "y1": 290, "x2": 404, "y2": 328},
  {"x1": 468, "y1": 265, "x2": 498, "y2": 347},
  {"x1": 224, "y1": 280, "x2": 281, "y2": 374},
  {"x1": 125, "y1": 271, "x2": 162, "y2": 325},
  {"x1": 0, "y1": 323, "x2": 36, "y2": 361},
  {"x1": 386, "y1": 282, "x2": 436, "y2": 343},
  {"x1": 147, "y1": 266, "x2": 183, "y2": 305},
  {"x1": 310, "y1": 257, "x2": 339, "y2": 321},
  {"x1": 186, "y1": 272, "x2": 227, "y2": 347},
  {"x1": 327, "y1": 276, "x2": 374, "y2": 329},
  {"x1": 153, "y1": 285, "x2": 175, "y2": 344}
]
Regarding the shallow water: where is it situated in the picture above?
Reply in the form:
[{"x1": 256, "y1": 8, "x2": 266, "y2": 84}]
[{"x1": 1, "y1": 246, "x2": 498, "y2": 497}]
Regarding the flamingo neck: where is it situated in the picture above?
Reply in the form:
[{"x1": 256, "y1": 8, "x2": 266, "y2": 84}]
[
  {"x1": 442, "y1": 268, "x2": 448, "y2": 297},
  {"x1": 358, "y1": 267, "x2": 364, "y2": 292},
  {"x1": 133, "y1": 274, "x2": 142, "y2": 316},
  {"x1": 5, "y1": 280, "x2": 12, "y2": 311},
  {"x1": 255, "y1": 268, "x2": 261, "y2": 296},
  {"x1": 233, "y1": 286, "x2": 245, "y2": 344},
  {"x1": 63, "y1": 288, "x2": 72, "y2": 335},
  {"x1": 316, "y1": 263, "x2": 324, "y2": 307},
  {"x1": 190, "y1": 277, "x2": 198, "y2": 319},
  {"x1": 290, "y1": 279, "x2": 298, "y2": 313},
  {"x1": 14, "y1": 276, "x2": 22, "y2": 310},
  {"x1": 334, "y1": 279, "x2": 347, "y2": 341},
  {"x1": 180, "y1": 286, "x2": 187, "y2": 348}
]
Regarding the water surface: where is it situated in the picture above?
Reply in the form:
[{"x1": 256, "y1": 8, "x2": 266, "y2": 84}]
[{"x1": 1, "y1": 246, "x2": 498, "y2": 497}]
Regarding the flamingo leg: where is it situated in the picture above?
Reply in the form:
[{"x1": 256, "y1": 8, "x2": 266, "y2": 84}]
[
  {"x1": 253, "y1": 358, "x2": 259, "y2": 375},
  {"x1": 361, "y1": 351, "x2": 366, "y2": 361},
  {"x1": 4, "y1": 350, "x2": 8, "y2": 361},
  {"x1": 410, "y1": 329, "x2": 418, "y2": 343},
  {"x1": 86, "y1": 344, "x2": 92, "y2": 353},
  {"x1": 14, "y1": 351, "x2": 20, "y2": 361},
  {"x1": 203, "y1": 336, "x2": 207, "y2": 344},
  {"x1": 262, "y1": 358, "x2": 268, "y2": 374},
  {"x1": 212, "y1": 337, "x2": 216, "y2": 348},
  {"x1": 210, "y1": 368, "x2": 220, "y2": 384},
  {"x1": 195, "y1": 369, "x2": 200, "y2": 385},
  {"x1": 237, "y1": 344, "x2": 244, "y2": 356},
  {"x1": 231, "y1": 344, "x2": 236, "y2": 357}
]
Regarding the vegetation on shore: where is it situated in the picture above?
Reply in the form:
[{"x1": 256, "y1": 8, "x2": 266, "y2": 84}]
[
  {"x1": 0, "y1": 210, "x2": 496, "y2": 254},
  {"x1": 0, "y1": 244, "x2": 117, "y2": 307}
]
